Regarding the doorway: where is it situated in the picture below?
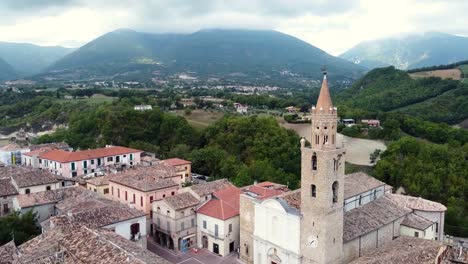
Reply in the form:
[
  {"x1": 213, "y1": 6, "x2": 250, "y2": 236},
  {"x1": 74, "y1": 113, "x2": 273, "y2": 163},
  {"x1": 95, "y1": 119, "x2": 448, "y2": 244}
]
[
  {"x1": 213, "y1": 243, "x2": 219, "y2": 254},
  {"x1": 229, "y1": 242, "x2": 235, "y2": 252}
]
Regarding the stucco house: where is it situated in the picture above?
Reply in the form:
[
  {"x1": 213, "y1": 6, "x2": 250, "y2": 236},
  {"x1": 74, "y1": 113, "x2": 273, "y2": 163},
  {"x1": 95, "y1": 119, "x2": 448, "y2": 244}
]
[
  {"x1": 162, "y1": 158, "x2": 192, "y2": 185},
  {"x1": 35, "y1": 145, "x2": 143, "y2": 178},
  {"x1": 0, "y1": 177, "x2": 18, "y2": 217},
  {"x1": 197, "y1": 186, "x2": 241, "y2": 257},
  {"x1": 85, "y1": 175, "x2": 110, "y2": 196}
]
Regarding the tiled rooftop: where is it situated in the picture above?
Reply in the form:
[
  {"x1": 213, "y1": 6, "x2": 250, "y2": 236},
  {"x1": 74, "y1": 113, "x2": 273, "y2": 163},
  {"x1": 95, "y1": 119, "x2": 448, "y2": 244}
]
[
  {"x1": 38, "y1": 146, "x2": 142, "y2": 163},
  {"x1": 163, "y1": 192, "x2": 199, "y2": 210},
  {"x1": 163, "y1": 158, "x2": 191, "y2": 166},
  {"x1": 343, "y1": 195, "x2": 412, "y2": 242},
  {"x1": 387, "y1": 193, "x2": 447, "y2": 212},
  {"x1": 197, "y1": 186, "x2": 241, "y2": 220},
  {"x1": 0, "y1": 177, "x2": 18, "y2": 197},
  {"x1": 11, "y1": 169, "x2": 58, "y2": 188},
  {"x1": 277, "y1": 189, "x2": 301, "y2": 210},
  {"x1": 110, "y1": 164, "x2": 179, "y2": 192},
  {"x1": 401, "y1": 213, "x2": 434, "y2": 230},
  {"x1": 0, "y1": 143, "x2": 23, "y2": 151},
  {"x1": 190, "y1": 178, "x2": 233, "y2": 197},
  {"x1": 344, "y1": 172, "x2": 386, "y2": 198},
  {"x1": 16, "y1": 225, "x2": 172, "y2": 264},
  {"x1": 16, "y1": 186, "x2": 86, "y2": 208},
  {"x1": 0, "y1": 241, "x2": 18, "y2": 263},
  {"x1": 350, "y1": 236, "x2": 443, "y2": 264},
  {"x1": 85, "y1": 175, "x2": 109, "y2": 186}
]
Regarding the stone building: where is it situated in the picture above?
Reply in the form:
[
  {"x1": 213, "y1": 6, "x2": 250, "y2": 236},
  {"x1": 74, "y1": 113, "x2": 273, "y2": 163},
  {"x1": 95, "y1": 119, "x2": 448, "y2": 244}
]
[
  {"x1": 0, "y1": 177, "x2": 17, "y2": 216},
  {"x1": 239, "y1": 72, "x2": 447, "y2": 264},
  {"x1": 153, "y1": 192, "x2": 199, "y2": 252}
]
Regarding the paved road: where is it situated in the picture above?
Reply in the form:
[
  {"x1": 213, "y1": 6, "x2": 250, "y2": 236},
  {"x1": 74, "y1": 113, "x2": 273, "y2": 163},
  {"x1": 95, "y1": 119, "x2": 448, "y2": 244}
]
[{"x1": 148, "y1": 239, "x2": 240, "y2": 264}]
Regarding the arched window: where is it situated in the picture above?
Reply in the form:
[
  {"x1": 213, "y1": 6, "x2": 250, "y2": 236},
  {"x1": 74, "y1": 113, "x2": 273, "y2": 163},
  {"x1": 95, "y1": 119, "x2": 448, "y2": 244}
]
[
  {"x1": 25, "y1": 189, "x2": 30, "y2": 194},
  {"x1": 311, "y1": 184, "x2": 316, "y2": 197},
  {"x1": 332, "y1": 181, "x2": 339, "y2": 203},
  {"x1": 312, "y1": 153, "x2": 317, "y2": 171},
  {"x1": 333, "y1": 159, "x2": 336, "y2": 171}
]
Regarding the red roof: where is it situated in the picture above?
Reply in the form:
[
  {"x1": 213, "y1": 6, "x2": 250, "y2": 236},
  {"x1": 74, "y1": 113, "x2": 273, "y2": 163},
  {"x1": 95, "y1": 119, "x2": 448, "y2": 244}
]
[
  {"x1": 38, "y1": 146, "x2": 142, "y2": 163},
  {"x1": 244, "y1": 185, "x2": 285, "y2": 200},
  {"x1": 163, "y1": 158, "x2": 191, "y2": 166},
  {"x1": 23, "y1": 147, "x2": 55, "y2": 157},
  {"x1": 197, "y1": 186, "x2": 240, "y2": 220}
]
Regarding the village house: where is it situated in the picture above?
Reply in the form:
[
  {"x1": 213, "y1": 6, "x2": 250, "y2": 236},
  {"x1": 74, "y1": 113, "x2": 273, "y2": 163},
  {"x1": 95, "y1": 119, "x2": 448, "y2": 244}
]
[
  {"x1": 184, "y1": 178, "x2": 233, "y2": 202},
  {"x1": 153, "y1": 192, "x2": 199, "y2": 252},
  {"x1": 22, "y1": 142, "x2": 71, "y2": 168},
  {"x1": 108, "y1": 164, "x2": 180, "y2": 217},
  {"x1": 85, "y1": 175, "x2": 110, "y2": 196},
  {"x1": 0, "y1": 225, "x2": 171, "y2": 264},
  {"x1": 0, "y1": 143, "x2": 29, "y2": 166},
  {"x1": 197, "y1": 186, "x2": 241, "y2": 257},
  {"x1": 162, "y1": 158, "x2": 192, "y2": 184},
  {"x1": 134, "y1": 105, "x2": 153, "y2": 111},
  {"x1": 0, "y1": 177, "x2": 18, "y2": 217},
  {"x1": 35, "y1": 145, "x2": 143, "y2": 177},
  {"x1": 234, "y1": 103, "x2": 248, "y2": 114},
  {"x1": 0, "y1": 166, "x2": 60, "y2": 194},
  {"x1": 361, "y1": 119, "x2": 381, "y2": 127}
]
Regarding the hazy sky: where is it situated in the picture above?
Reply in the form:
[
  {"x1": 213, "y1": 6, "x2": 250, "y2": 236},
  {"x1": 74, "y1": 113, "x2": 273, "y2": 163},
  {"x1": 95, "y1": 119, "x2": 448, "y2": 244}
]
[{"x1": 1, "y1": 0, "x2": 467, "y2": 55}]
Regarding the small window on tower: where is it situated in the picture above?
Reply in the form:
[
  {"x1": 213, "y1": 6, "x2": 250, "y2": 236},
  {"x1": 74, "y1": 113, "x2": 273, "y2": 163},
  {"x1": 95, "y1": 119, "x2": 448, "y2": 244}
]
[
  {"x1": 311, "y1": 185, "x2": 316, "y2": 197},
  {"x1": 312, "y1": 153, "x2": 317, "y2": 171},
  {"x1": 324, "y1": 126, "x2": 327, "y2": 130},
  {"x1": 332, "y1": 181, "x2": 339, "y2": 203}
]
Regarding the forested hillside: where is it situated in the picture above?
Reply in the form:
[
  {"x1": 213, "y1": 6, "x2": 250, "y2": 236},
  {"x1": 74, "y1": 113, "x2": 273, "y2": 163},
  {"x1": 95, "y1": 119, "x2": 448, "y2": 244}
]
[{"x1": 337, "y1": 66, "x2": 468, "y2": 124}]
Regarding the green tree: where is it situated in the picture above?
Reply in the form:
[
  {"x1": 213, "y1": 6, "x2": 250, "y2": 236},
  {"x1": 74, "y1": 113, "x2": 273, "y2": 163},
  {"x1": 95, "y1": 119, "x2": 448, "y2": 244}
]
[{"x1": 0, "y1": 210, "x2": 40, "y2": 246}]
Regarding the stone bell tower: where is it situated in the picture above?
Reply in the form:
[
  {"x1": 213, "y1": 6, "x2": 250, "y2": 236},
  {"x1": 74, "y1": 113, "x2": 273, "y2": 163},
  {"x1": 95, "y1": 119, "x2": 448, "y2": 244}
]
[{"x1": 300, "y1": 72, "x2": 345, "y2": 264}]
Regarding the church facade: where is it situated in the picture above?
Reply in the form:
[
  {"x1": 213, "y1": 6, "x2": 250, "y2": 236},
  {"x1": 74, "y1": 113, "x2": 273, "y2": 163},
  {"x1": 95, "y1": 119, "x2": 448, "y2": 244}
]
[{"x1": 239, "y1": 73, "x2": 446, "y2": 264}]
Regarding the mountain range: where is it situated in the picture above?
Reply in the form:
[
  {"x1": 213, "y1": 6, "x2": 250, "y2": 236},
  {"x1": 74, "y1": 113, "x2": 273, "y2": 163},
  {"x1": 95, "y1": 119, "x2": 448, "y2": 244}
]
[
  {"x1": 340, "y1": 32, "x2": 468, "y2": 70},
  {"x1": 47, "y1": 29, "x2": 365, "y2": 81},
  {"x1": 0, "y1": 57, "x2": 17, "y2": 81}
]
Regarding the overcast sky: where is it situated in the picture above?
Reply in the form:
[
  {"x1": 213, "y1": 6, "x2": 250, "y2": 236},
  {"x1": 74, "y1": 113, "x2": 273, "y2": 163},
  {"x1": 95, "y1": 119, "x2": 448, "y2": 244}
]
[{"x1": 1, "y1": 0, "x2": 467, "y2": 55}]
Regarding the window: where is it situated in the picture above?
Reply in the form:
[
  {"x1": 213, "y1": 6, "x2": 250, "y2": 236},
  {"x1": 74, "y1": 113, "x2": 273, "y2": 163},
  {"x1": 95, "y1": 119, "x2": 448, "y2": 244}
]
[
  {"x1": 46, "y1": 185, "x2": 51, "y2": 191},
  {"x1": 94, "y1": 189, "x2": 97, "y2": 192},
  {"x1": 414, "y1": 231, "x2": 419, "y2": 238},
  {"x1": 111, "y1": 186, "x2": 114, "y2": 195},
  {"x1": 3, "y1": 204, "x2": 9, "y2": 214},
  {"x1": 358, "y1": 195, "x2": 362, "y2": 205},
  {"x1": 167, "y1": 210, "x2": 170, "y2": 215},
  {"x1": 150, "y1": 196, "x2": 154, "y2": 203},
  {"x1": 203, "y1": 220, "x2": 207, "y2": 229},
  {"x1": 229, "y1": 224, "x2": 232, "y2": 233},
  {"x1": 25, "y1": 189, "x2": 30, "y2": 194},
  {"x1": 167, "y1": 221, "x2": 171, "y2": 232},
  {"x1": 104, "y1": 188, "x2": 109, "y2": 194},
  {"x1": 312, "y1": 153, "x2": 317, "y2": 171},
  {"x1": 91, "y1": 159, "x2": 95, "y2": 165},
  {"x1": 332, "y1": 181, "x2": 339, "y2": 203},
  {"x1": 125, "y1": 191, "x2": 128, "y2": 201},
  {"x1": 181, "y1": 222, "x2": 185, "y2": 231},
  {"x1": 83, "y1": 169, "x2": 87, "y2": 174},
  {"x1": 115, "y1": 156, "x2": 120, "y2": 163},
  {"x1": 107, "y1": 157, "x2": 113, "y2": 162},
  {"x1": 435, "y1": 223, "x2": 438, "y2": 233},
  {"x1": 123, "y1": 155, "x2": 126, "y2": 158},
  {"x1": 97, "y1": 158, "x2": 102, "y2": 166},
  {"x1": 133, "y1": 194, "x2": 136, "y2": 203},
  {"x1": 130, "y1": 153, "x2": 134, "y2": 161},
  {"x1": 171, "y1": 191, "x2": 175, "y2": 195},
  {"x1": 71, "y1": 162, "x2": 76, "y2": 171},
  {"x1": 191, "y1": 218, "x2": 195, "y2": 227},
  {"x1": 117, "y1": 189, "x2": 120, "y2": 198},
  {"x1": 311, "y1": 184, "x2": 316, "y2": 197},
  {"x1": 140, "y1": 196, "x2": 143, "y2": 207},
  {"x1": 72, "y1": 172, "x2": 77, "y2": 177},
  {"x1": 83, "y1": 160, "x2": 88, "y2": 169},
  {"x1": 163, "y1": 194, "x2": 166, "y2": 198},
  {"x1": 214, "y1": 224, "x2": 219, "y2": 237}
]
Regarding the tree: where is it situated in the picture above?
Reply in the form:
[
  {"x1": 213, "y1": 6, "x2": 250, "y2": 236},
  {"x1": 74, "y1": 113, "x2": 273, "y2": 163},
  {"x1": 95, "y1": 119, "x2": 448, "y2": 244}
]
[{"x1": 0, "y1": 210, "x2": 40, "y2": 246}]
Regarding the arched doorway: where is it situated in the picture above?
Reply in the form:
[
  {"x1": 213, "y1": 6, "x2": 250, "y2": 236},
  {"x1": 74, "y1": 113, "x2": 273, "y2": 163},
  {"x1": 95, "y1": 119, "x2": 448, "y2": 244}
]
[
  {"x1": 267, "y1": 248, "x2": 282, "y2": 264},
  {"x1": 202, "y1": 235, "x2": 208, "y2": 248}
]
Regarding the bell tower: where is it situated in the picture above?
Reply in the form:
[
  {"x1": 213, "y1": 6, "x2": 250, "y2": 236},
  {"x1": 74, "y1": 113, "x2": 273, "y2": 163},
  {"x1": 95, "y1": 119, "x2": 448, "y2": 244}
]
[{"x1": 300, "y1": 72, "x2": 345, "y2": 264}]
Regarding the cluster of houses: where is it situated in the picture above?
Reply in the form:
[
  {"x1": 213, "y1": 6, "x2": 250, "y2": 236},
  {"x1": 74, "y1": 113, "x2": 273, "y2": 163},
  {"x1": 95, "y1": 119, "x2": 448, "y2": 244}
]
[{"x1": 0, "y1": 73, "x2": 465, "y2": 264}]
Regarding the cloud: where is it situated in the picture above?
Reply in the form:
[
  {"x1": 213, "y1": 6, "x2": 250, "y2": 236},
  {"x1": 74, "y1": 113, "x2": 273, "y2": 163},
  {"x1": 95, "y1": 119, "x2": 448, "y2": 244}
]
[{"x1": 0, "y1": 0, "x2": 467, "y2": 55}]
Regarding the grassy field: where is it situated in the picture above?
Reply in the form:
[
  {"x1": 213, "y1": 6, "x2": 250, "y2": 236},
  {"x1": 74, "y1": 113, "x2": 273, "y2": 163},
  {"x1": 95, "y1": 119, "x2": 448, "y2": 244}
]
[
  {"x1": 409, "y1": 69, "x2": 462, "y2": 80},
  {"x1": 173, "y1": 110, "x2": 224, "y2": 130},
  {"x1": 56, "y1": 94, "x2": 117, "y2": 104}
]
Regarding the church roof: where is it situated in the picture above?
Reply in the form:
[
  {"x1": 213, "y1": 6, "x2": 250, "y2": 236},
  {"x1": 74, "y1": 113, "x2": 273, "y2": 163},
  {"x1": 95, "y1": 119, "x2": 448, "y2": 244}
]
[
  {"x1": 343, "y1": 195, "x2": 412, "y2": 242},
  {"x1": 387, "y1": 193, "x2": 447, "y2": 212},
  {"x1": 315, "y1": 73, "x2": 333, "y2": 111},
  {"x1": 344, "y1": 172, "x2": 386, "y2": 198},
  {"x1": 349, "y1": 236, "x2": 443, "y2": 264},
  {"x1": 400, "y1": 213, "x2": 434, "y2": 230}
]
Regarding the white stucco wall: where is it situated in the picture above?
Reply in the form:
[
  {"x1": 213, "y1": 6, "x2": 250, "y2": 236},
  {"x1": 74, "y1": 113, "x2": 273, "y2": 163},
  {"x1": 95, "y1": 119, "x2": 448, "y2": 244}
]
[
  {"x1": 18, "y1": 183, "x2": 60, "y2": 195},
  {"x1": 413, "y1": 210, "x2": 445, "y2": 241},
  {"x1": 197, "y1": 213, "x2": 239, "y2": 257},
  {"x1": 105, "y1": 216, "x2": 147, "y2": 248},
  {"x1": 400, "y1": 224, "x2": 436, "y2": 240}
]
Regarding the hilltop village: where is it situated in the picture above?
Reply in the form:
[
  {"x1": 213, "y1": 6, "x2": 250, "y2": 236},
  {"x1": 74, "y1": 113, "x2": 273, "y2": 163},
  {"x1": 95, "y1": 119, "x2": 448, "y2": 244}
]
[{"x1": 0, "y1": 74, "x2": 465, "y2": 264}]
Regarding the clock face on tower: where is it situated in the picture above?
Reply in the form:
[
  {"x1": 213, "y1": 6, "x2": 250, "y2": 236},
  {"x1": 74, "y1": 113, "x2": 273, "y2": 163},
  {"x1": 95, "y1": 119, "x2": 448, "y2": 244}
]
[{"x1": 307, "y1": 235, "x2": 318, "y2": 248}]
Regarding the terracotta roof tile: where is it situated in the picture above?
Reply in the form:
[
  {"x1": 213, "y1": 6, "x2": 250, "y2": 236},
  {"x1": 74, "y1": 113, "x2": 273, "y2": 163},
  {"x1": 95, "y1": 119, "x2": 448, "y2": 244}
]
[
  {"x1": 197, "y1": 186, "x2": 241, "y2": 220},
  {"x1": 16, "y1": 186, "x2": 86, "y2": 208},
  {"x1": 190, "y1": 179, "x2": 233, "y2": 197},
  {"x1": 162, "y1": 158, "x2": 191, "y2": 166},
  {"x1": 163, "y1": 192, "x2": 199, "y2": 210},
  {"x1": 350, "y1": 236, "x2": 442, "y2": 264},
  {"x1": 38, "y1": 146, "x2": 142, "y2": 163},
  {"x1": 85, "y1": 175, "x2": 109, "y2": 186},
  {"x1": 401, "y1": 213, "x2": 434, "y2": 230},
  {"x1": 242, "y1": 185, "x2": 285, "y2": 200},
  {"x1": 0, "y1": 177, "x2": 18, "y2": 197},
  {"x1": 11, "y1": 169, "x2": 58, "y2": 188},
  {"x1": 0, "y1": 241, "x2": 18, "y2": 263},
  {"x1": 344, "y1": 172, "x2": 385, "y2": 198},
  {"x1": 109, "y1": 164, "x2": 179, "y2": 192},
  {"x1": 387, "y1": 193, "x2": 447, "y2": 212}
]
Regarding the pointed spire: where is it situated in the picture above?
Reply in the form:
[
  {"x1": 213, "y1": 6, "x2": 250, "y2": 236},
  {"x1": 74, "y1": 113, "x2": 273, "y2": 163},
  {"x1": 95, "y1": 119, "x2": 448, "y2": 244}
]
[{"x1": 316, "y1": 72, "x2": 333, "y2": 111}]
